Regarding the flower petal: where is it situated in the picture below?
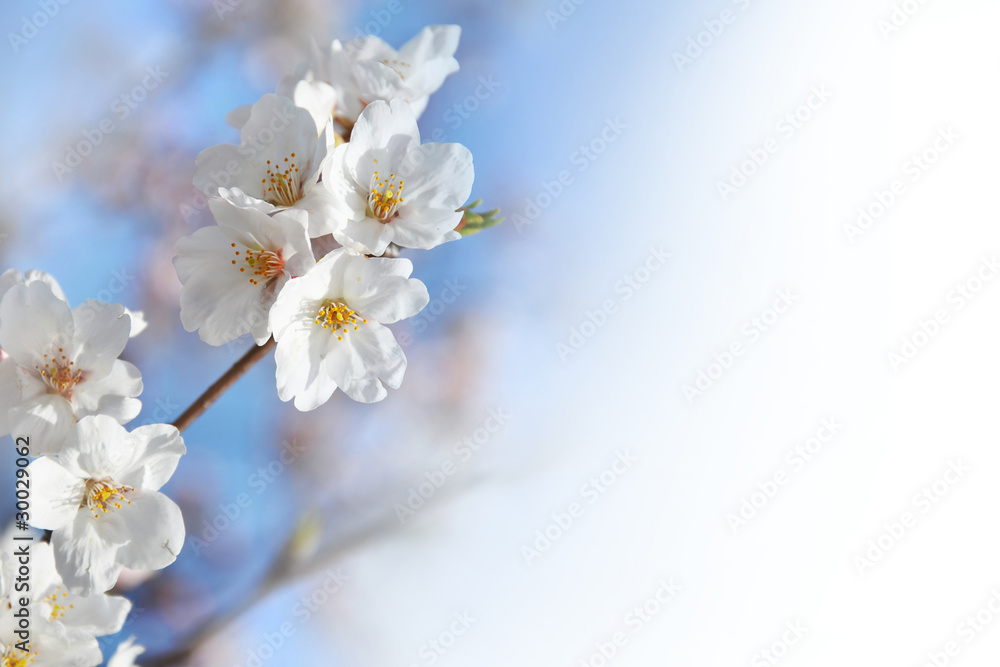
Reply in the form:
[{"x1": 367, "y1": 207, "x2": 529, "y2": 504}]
[
  {"x1": 52, "y1": 511, "x2": 126, "y2": 593},
  {"x1": 342, "y1": 256, "x2": 429, "y2": 324},
  {"x1": 397, "y1": 142, "x2": 474, "y2": 212},
  {"x1": 7, "y1": 393, "x2": 76, "y2": 456},
  {"x1": 23, "y1": 269, "x2": 68, "y2": 302},
  {"x1": 108, "y1": 637, "x2": 145, "y2": 667},
  {"x1": 59, "y1": 415, "x2": 137, "y2": 481},
  {"x1": 345, "y1": 99, "x2": 420, "y2": 189},
  {"x1": 117, "y1": 423, "x2": 185, "y2": 492},
  {"x1": 114, "y1": 491, "x2": 185, "y2": 573},
  {"x1": 71, "y1": 359, "x2": 143, "y2": 423},
  {"x1": 0, "y1": 282, "x2": 74, "y2": 370},
  {"x1": 57, "y1": 589, "x2": 131, "y2": 639},
  {"x1": 335, "y1": 324, "x2": 405, "y2": 403},
  {"x1": 70, "y1": 301, "x2": 131, "y2": 376},
  {"x1": 26, "y1": 457, "x2": 85, "y2": 531}
]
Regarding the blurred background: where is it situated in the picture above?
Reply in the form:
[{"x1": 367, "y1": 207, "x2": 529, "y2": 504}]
[{"x1": 2, "y1": 0, "x2": 1000, "y2": 665}]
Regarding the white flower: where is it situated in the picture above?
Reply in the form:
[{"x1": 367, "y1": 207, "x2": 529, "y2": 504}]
[
  {"x1": 226, "y1": 66, "x2": 339, "y2": 137},
  {"x1": 0, "y1": 282, "x2": 142, "y2": 456},
  {"x1": 0, "y1": 545, "x2": 130, "y2": 667},
  {"x1": 317, "y1": 99, "x2": 474, "y2": 256},
  {"x1": 0, "y1": 543, "x2": 130, "y2": 667},
  {"x1": 314, "y1": 25, "x2": 461, "y2": 126},
  {"x1": 108, "y1": 637, "x2": 145, "y2": 667},
  {"x1": 228, "y1": 27, "x2": 460, "y2": 131},
  {"x1": 269, "y1": 249, "x2": 428, "y2": 409},
  {"x1": 27, "y1": 415, "x2": 186, "y2": 594},
  {"x1": 194, "y1": 93, "x2": 338, "y2": 235},
  {"x1": 174, "y1": 195, "x2": 316, "y2": 346}
]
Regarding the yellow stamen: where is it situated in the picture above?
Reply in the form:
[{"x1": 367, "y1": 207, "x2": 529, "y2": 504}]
[{"x1": 314, "y1": 300, "x2": 368, "y2": 341}]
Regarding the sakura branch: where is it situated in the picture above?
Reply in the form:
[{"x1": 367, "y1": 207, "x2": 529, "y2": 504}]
[{"x1": 0, "y1": 23, "x2": 501, "y2": 666}]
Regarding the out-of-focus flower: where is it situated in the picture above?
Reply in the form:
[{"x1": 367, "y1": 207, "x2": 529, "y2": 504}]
[
  {"x1": 269, "y1": 249, "x2": 429, "y2": 409},
  {"x1": 226, "y1": 72, "x2": 339, "y2": 137},
  {"x1": 277, "y1": 73, "x2": 340, "y2": 136},
  {"x1": 0, "y1": 282, "x2": 142, "y2": 455},
  {"x1": 174, "y1": 195, "x2": 315, "y2": 346},
  {"x1": 319, "y1": 25, "x2": 461, "y2": 125},
  {"x1": 229, "y1": 25, "x2": 461, "y2": 133},
  {"x1": 194, "y1": 93, "x2": 339, "y2": 236},
  {"x1": 107, "y1": 636, "x2": 145, "y2": 667},
  {"x1": 123, "y1": 308, "x2": 148, "y2": 338},
  {"x1": 27, "y1": 415, "x2": 186, "y2": 593},
  {"x1": 317, "y1": 99, "x2": 474, "y2": 256}
]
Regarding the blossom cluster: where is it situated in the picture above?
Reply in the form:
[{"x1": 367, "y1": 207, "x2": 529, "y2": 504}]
[
  {"x1": 177, "y1": 24, "x2": 478, "y2": 410},
  {"x1": 0, "y1": 24, "x2": 493, "y2": 665},
  {"x1": 0, "y1": 269, "x2": 175, "y2": 665}
]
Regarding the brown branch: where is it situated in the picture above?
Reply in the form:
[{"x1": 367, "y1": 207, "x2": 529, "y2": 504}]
[{"x1": 171, "y1": 337, "x2": 276, "y2": 433}]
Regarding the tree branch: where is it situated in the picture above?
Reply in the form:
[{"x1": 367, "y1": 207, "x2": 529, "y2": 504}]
[{"x1": 172, "y1": 337, "x2": 276, "y2": 433}]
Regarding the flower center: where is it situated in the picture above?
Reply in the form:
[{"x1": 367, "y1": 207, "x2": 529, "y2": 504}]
[
  {"x1": 230, "y1": 244, "x2": 284, "y2": 286},
  {"x1": 82, "y1": 479, "x2": 133, "y2": 518},
  {"x1": 36, "y1": 349, "x2": 82, "y2": 399},
  {"x1": 368, "y1": 170, "x2": 405, "y2": 223},
  {"x1": 380, "y1": 58, "x2": 411, "y2": 80},
  {"x1": 315, "y1": 300, "x2": 368, "y2": 342},
  {"x1": 0, "y1": 644, "x2": 32, "y2": 667},
  {"x1": 44, "y1": 586, "x2": 73, "y2": 621},
  {"x1": 262, "y1": 153, "x2": 301, "y2": 207}
]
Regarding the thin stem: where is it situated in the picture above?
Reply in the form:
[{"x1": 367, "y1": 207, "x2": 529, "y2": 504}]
[{"x1": 172, "y1": 337, "x2": 276, "y2": 432}]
